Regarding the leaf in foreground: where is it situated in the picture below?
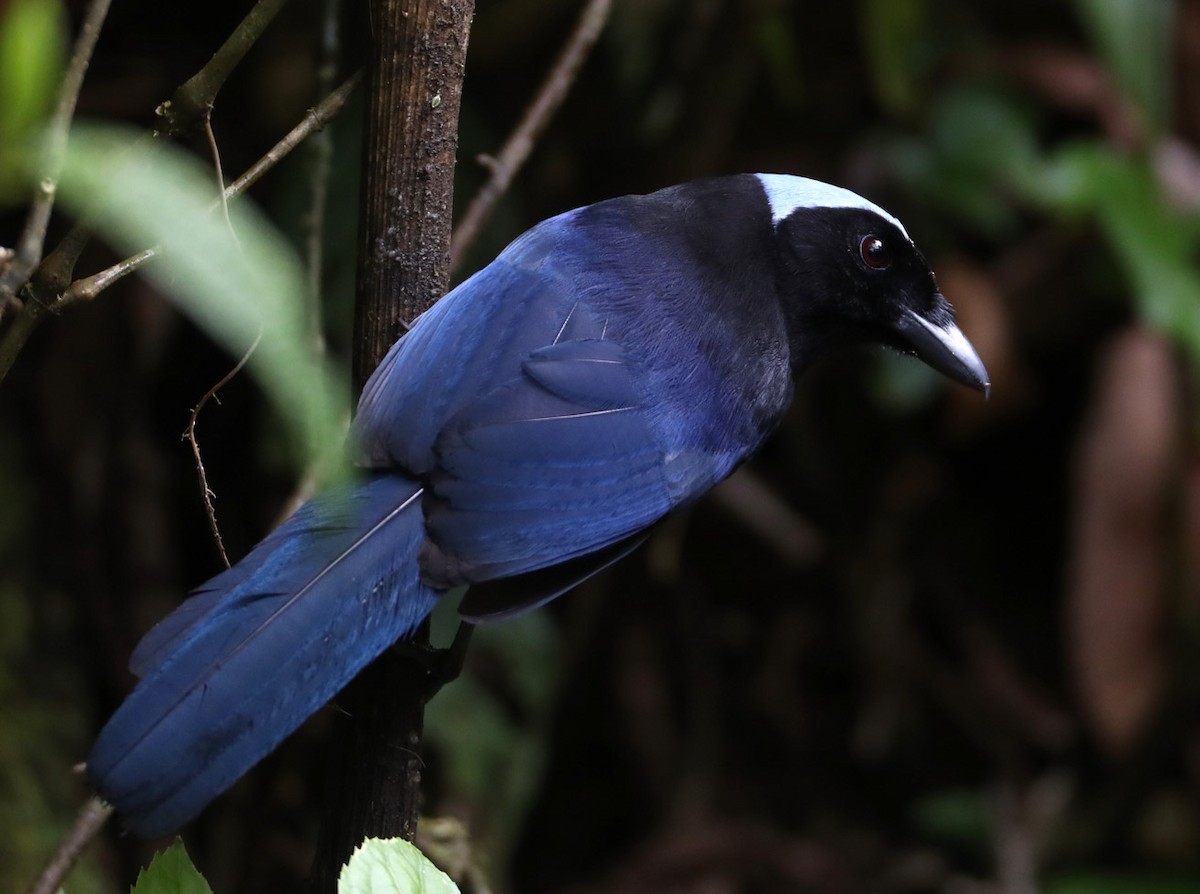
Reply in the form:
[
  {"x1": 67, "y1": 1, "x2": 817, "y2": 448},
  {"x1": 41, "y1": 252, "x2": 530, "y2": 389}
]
[
  {"x1": 54, "y1": 123, "x2": 346, "y2": 475},
  {"x1": 129, "y1": 840, "x2": 213, "y2": 894},
  {"x1": 339, "y1": 838, "x2": 461, "y2": 894}
]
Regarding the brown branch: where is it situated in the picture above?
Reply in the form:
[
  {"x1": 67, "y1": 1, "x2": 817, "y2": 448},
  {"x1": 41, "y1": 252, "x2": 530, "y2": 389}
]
[
  {"x1": 68, "y1": 73, "x2": 360, "y2": 308},
  {"x1": 58, "y1": 249, "x2": 158, "y2": 308},
  {"x1": 25, "y1": 796, "x2": 113, "y2": 894},
  {"x1": 25, "y1": 0, "x2": 296, "y2": 312},
  {"x1": 226, "y1": 73, "x2": 361, "y2": 206},
  {"x1": 156, "y1": 0, "x2": 291, "y2": 138},
  {"x1": 0, "y1": 74, "x2": 360, "y2": 385},
  {"x1": 449, "y1": 0, "x2": 611, "y2": 275},
  {"x1": 58, "y1": 75, "x2": 360, "y2": 303},
  {"x1": 183, "y1": 331, "x2": 262, "y2": 569},
  {"x1": 0, "y1": 0, "x2": 113, "y2": 304},
  {"x1": 309, "y1": 0, "x2": 474, "y2": 889}
]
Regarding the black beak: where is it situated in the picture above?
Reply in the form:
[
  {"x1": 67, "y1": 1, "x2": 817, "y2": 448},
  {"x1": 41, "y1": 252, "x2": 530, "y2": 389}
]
[{"x1": 894, "y1": 305, "x2": 990, "y2": 397}]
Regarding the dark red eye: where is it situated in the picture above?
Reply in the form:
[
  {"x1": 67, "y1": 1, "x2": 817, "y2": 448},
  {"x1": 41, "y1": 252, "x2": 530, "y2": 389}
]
[{"x1": 860, "y1": 235, "x2": 892, "y2": 270}]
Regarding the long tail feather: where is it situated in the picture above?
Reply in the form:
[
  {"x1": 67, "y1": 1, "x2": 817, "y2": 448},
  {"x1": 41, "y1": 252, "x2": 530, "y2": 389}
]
[{"x1": 87, "y1": 474, "x2": 439, "y2": 838}]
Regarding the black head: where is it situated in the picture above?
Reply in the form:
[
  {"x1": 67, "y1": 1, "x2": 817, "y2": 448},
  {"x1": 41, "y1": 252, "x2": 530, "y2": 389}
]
[{"x1": 757, "y1": 174, "x2": 989, "y2": 395}]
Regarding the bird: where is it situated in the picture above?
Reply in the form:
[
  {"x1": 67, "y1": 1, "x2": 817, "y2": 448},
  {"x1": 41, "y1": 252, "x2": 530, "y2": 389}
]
[{"x1": 87, "y1": 173, "x2": 989, "y2": 838}]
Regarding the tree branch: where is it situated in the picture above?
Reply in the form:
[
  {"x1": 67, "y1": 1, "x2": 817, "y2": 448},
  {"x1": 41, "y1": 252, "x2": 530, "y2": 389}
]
[
  {"x1": 349, "y1": 0, "x2": 474, "y2": 387},
  {"x1": 22, "y1": 0, "x2": 294, "y2": 315},
  {"x1": 225, "y1": 73, "x2": 361, "y2": 204},
  {"x1": 449, "y1": 0, "x2": 611, "y2": 275},
  {"x1": 0, "y1": 74, "x2": 360, "y2": 385},
  {"x1": 155, "y1": 0, "x2": 291, "y2": 138},
  {"x1": 0, "y1": 0, "x2": 112, "y2": 305},
  {"x1": 309, "y1": 1, "x2": 474, "y2": 890},
  {"x1": 25, "y1": 797, "x2": 113, "y2": 894}
]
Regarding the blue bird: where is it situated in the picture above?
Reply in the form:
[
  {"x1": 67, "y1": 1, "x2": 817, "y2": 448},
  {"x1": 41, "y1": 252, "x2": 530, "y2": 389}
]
[{"x1": 87, "y1": 174, "x2": 989, "y2": 837}]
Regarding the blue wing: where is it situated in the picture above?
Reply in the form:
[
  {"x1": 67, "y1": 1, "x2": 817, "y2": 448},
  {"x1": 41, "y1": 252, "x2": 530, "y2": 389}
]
[
  {"x1": 353, "y1": 213, "x2": 743, "y2": 603},
  {"x1": 88, "y1": 474, "x2": 437, "y2": 838},
  {"x1": 421, "y1": 333, "x2": 673, "y2": 586}
]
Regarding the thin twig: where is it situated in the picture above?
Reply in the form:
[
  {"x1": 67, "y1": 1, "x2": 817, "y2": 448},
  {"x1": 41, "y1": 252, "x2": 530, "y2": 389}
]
[
  {"x1": 63, "y1": 75, "x2": 360, "y2": 303},
  {"x1": 25, "y1": 0, "x2": 292, "y2": 310},
  {"x1": 0, "y1": 0, "x2": 113, "y2": 303},
  {"x1": 184, "y1": 330, "x2": 263, "y2": 568},
  {"x1": 156, "y1": 0, "x2": 292, "y2": 138},
  {"x1": 203, "y1": 113, "x2": 238, "y2": 239},
  {"x1": 227, "y1": 72, "x2": 361, "y2": 200},
  {"x1": 64, "y1": 74, "x2": 361, "y2": 306},
  {"x1": 25, "y1": 796, "x2": 113, "y2": 894},
  {"x1": 0, "y1": 74, "x2": 361, "y2": 385},
  {"x1": 448, "y1": 0, "x2": 612, "y2": 274},
  {"x1": 60, "y1": 249, "x2": 158, "y2": 307}
]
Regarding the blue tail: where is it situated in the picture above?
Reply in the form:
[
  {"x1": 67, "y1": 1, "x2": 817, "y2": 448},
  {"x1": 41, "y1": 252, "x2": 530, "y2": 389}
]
[{"x1": 87, "y1": 474, "x2": 440, "y2": 838}]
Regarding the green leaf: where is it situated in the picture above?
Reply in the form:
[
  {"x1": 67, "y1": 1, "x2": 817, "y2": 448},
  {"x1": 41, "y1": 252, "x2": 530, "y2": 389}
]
[
  {"x1": 424, "y1": 612, "x2": 559, "y2": 864},
  {"x1": 1074, "y1": 0, "x2": 1174, "y2": 136},
  {"x1": 1047, "y1": 873, "x2": 1200, "y2": 894},
  {"x1": 887, "y1": 85, "x2": 1041, "y2": 234},
  {"x1": 0, "y1": 0, "x2": 65, "y2": 142},
  {"x1": 129, "y1": 840, "x2": 213, "y2": 894},
  {"x1": 754, "y1": 8, "x2": 804, "y2": 109},
  {"x1": 1037, "y1": 143, "x2": 1200, "y2": 363},
  {"x1": 53, "y1": 124, "x2": 347, "y2": 476},
  {"x1": 860, "y1": 0, "x2": 931, "y2": 116},
  {"x1": 912, "y1": 788, "x2": 991, "y2": 847},
  {"x1": 0, "y1": 0, "x2": 66, "y2": 195},
  {"x1": 339, "y1": 838, "x2": 461, "y2": 894}
]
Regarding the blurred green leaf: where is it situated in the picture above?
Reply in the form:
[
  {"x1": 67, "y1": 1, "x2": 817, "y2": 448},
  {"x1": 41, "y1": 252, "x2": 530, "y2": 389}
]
[
  {"x1": 1047, "y1": 873, "x2": 1200, "y2": 894},
  {"x1": 889, "y1": 85, "x2": 1040, "y2": 234},
  {"x1": 754, "y1": 8, "x2": 804, "y2": 109},
  {"x1": 872, "y1": 348, "x2": 943, "y2": 410},
  {"x1": 339, "y1": 838, "x2": 460, "y2": 894},
  {"x1": 1036, "y1": 143, "x2": 1200, "y2": 362},
  {"x1": 912, "y1": 788, "x2": 991, "y2": 847},
  {"x1": 425, "y1": 612, "x2": 559, "y2": 866},
  {"x1": 1074, "y1": 0, "x2": 1174, "y2": 136},
  {"x1": 130, "y1": 841, "x2": 213, "y2": 894},
  {"x1": 930, "y1": 86, "x2": 1042, "y2": 191},
  {"x1": 0, "y1": 0, "x2": 66, "y2": 196},
  {"x1": 54, "y1": 124, "x2": 347, "y2": 475},
  {"x1": 860, "y1": 0, "x2": 930, "y2": 116}
]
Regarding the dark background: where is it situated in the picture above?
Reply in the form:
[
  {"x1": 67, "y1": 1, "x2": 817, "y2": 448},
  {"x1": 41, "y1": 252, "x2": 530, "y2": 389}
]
[{"x1": 3, "y1": 1, "x2": 1200, "y2": 892}]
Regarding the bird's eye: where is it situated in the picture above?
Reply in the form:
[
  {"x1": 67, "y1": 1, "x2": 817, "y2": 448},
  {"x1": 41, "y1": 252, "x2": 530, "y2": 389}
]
[{"x1": 860, "y1": 235, "x2": 892, "y2": 270}]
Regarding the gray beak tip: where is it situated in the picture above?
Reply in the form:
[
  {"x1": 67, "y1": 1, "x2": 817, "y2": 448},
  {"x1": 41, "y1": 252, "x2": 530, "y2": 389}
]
[{"x1": 898, "y1": 308, "x2": 990, "y2": 398}]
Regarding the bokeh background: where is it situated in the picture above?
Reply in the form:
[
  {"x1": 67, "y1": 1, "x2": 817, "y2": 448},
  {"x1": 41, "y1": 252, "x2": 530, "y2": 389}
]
[{"x1": 3, "y1": 0, "x2": 1200, "y2": 891}]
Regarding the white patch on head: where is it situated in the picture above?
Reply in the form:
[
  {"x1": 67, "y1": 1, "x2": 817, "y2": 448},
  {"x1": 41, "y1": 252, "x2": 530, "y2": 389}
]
[{"x1": 755, "y1": 173, "x2": 910, "y2": 240}]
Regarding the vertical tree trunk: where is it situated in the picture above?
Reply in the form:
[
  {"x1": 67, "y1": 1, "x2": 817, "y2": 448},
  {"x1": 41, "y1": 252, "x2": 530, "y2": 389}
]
[
  {"x1": 351, "y1": 0, "x2": 475, "y2": 387},
  {"x1": 310, "y1": 1, "x2": 473, "y2": 890}
]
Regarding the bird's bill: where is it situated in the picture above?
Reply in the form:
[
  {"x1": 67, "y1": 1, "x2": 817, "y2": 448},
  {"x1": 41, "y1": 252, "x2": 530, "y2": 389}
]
[{"x1": 895, "y1": 306, "x2": 990, "y2": 397}]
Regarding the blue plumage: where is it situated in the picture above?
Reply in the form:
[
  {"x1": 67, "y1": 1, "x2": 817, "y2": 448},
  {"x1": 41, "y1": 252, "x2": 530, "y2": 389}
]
[
  {"x1": 89, "y1": 475, "x2": 437, "y2": 837},
  {"x1": 88, "y1": 174, "x2": 989, "y2": 836}
]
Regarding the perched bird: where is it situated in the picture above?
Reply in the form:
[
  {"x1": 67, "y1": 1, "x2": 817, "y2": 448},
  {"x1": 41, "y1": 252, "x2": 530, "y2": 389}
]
[{"x1": 88, "y1": 173, "x2": 989, "y2": 837}]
